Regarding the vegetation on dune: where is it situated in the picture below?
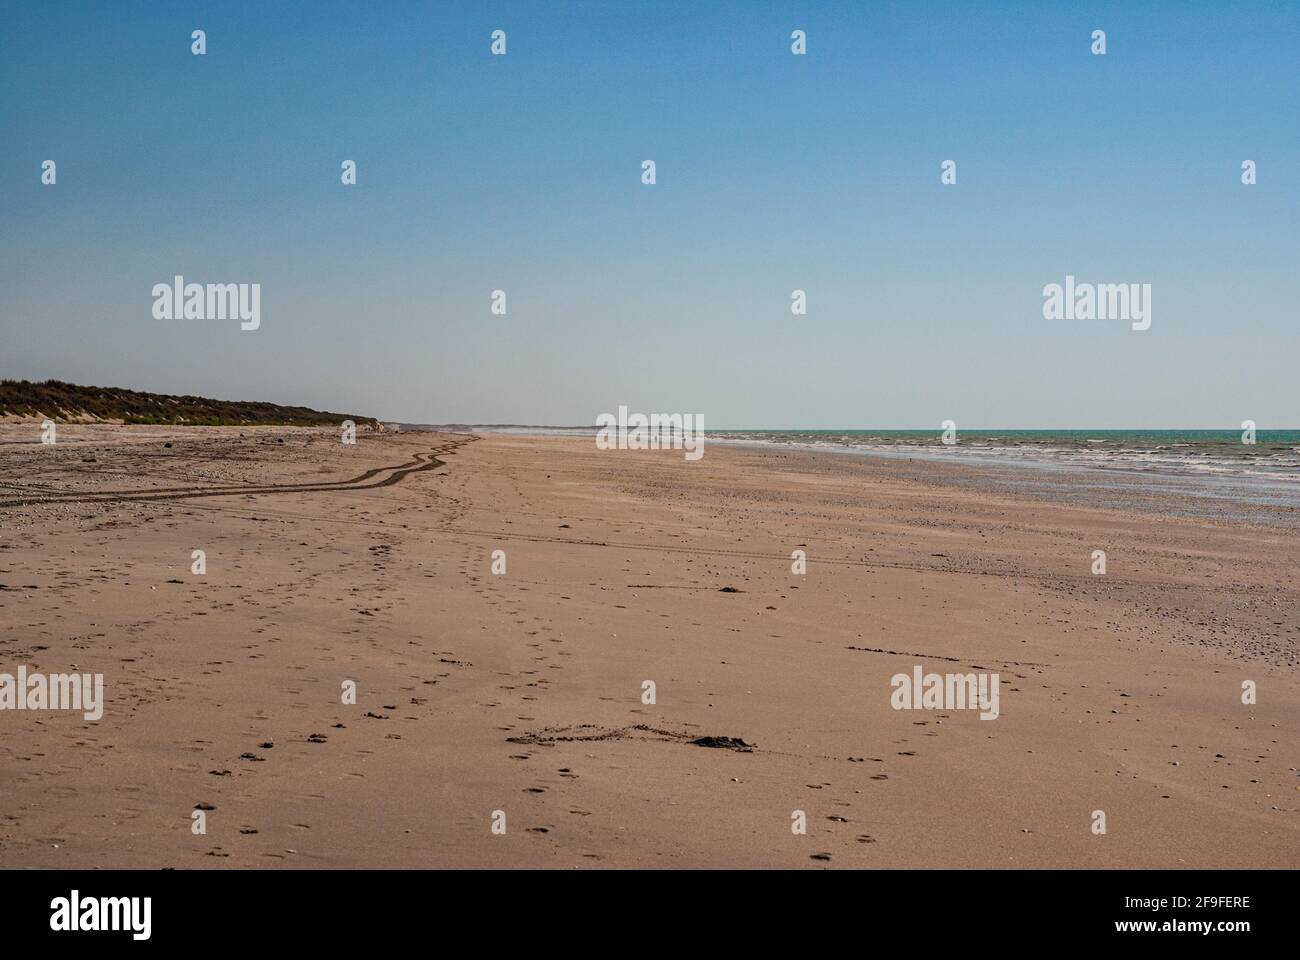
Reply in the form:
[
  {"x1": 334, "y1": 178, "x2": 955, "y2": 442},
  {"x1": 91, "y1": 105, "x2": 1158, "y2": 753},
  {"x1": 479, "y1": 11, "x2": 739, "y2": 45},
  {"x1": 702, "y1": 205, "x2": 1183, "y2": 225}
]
[{"x1": 0, "y1": 379, "x2": 378, "y2": 427}]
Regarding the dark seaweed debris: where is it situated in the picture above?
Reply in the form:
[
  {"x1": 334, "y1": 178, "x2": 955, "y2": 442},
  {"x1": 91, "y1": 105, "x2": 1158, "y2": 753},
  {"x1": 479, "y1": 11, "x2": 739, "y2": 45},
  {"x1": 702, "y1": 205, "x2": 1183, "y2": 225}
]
[{"x1": 690, "y1": 736, "x2": 755, "y2": 752}]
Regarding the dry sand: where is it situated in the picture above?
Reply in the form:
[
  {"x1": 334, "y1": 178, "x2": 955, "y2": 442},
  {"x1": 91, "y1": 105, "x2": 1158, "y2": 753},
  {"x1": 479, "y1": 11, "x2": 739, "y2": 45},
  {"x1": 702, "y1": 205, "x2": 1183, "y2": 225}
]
[{"x1": 0, "y1": 424, "x2": 1295, "y2": 868}]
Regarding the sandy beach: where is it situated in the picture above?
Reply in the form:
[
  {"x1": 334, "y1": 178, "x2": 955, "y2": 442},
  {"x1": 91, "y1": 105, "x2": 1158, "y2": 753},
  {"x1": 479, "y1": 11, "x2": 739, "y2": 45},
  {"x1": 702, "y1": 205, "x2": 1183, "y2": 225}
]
[{"x1": 0, "y1": 425, "x2": 1295, "y2": 868}]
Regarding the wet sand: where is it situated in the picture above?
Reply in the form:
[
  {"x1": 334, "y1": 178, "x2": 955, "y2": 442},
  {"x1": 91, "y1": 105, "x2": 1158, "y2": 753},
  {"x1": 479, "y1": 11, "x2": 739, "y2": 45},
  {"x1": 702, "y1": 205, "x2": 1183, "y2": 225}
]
[{"x1": 0, "y1": 425, "x2": 1295, "y2": 868}]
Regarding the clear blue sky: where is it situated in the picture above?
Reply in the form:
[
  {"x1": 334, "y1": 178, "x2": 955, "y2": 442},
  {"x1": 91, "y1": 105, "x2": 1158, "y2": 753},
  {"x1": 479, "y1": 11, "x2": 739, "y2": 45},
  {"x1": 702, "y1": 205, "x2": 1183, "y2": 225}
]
[{"x1": 2, "y1": 1, "x2": 1297, "y2": 427}]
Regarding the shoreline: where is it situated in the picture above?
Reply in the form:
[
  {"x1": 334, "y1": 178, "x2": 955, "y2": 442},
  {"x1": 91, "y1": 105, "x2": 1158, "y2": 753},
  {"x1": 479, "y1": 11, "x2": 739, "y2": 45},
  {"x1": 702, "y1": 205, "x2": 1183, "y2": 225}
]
[{"x1": 473, "y1": 428, "x2": 1300, "y2": 528}]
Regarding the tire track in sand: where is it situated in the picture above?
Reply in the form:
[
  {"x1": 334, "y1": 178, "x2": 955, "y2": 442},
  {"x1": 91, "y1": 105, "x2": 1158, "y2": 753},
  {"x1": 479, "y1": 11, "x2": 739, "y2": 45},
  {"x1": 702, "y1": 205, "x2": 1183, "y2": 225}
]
[{"x1": 0, "y1": 437, "x2": 477, "y2": 508}]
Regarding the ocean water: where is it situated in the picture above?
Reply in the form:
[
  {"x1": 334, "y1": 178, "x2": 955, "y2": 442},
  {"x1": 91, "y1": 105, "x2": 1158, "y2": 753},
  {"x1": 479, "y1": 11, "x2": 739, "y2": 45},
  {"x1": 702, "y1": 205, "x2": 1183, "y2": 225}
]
[{"x1": 706, "y1": 429, "x2": 1300, "y2": 483}]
